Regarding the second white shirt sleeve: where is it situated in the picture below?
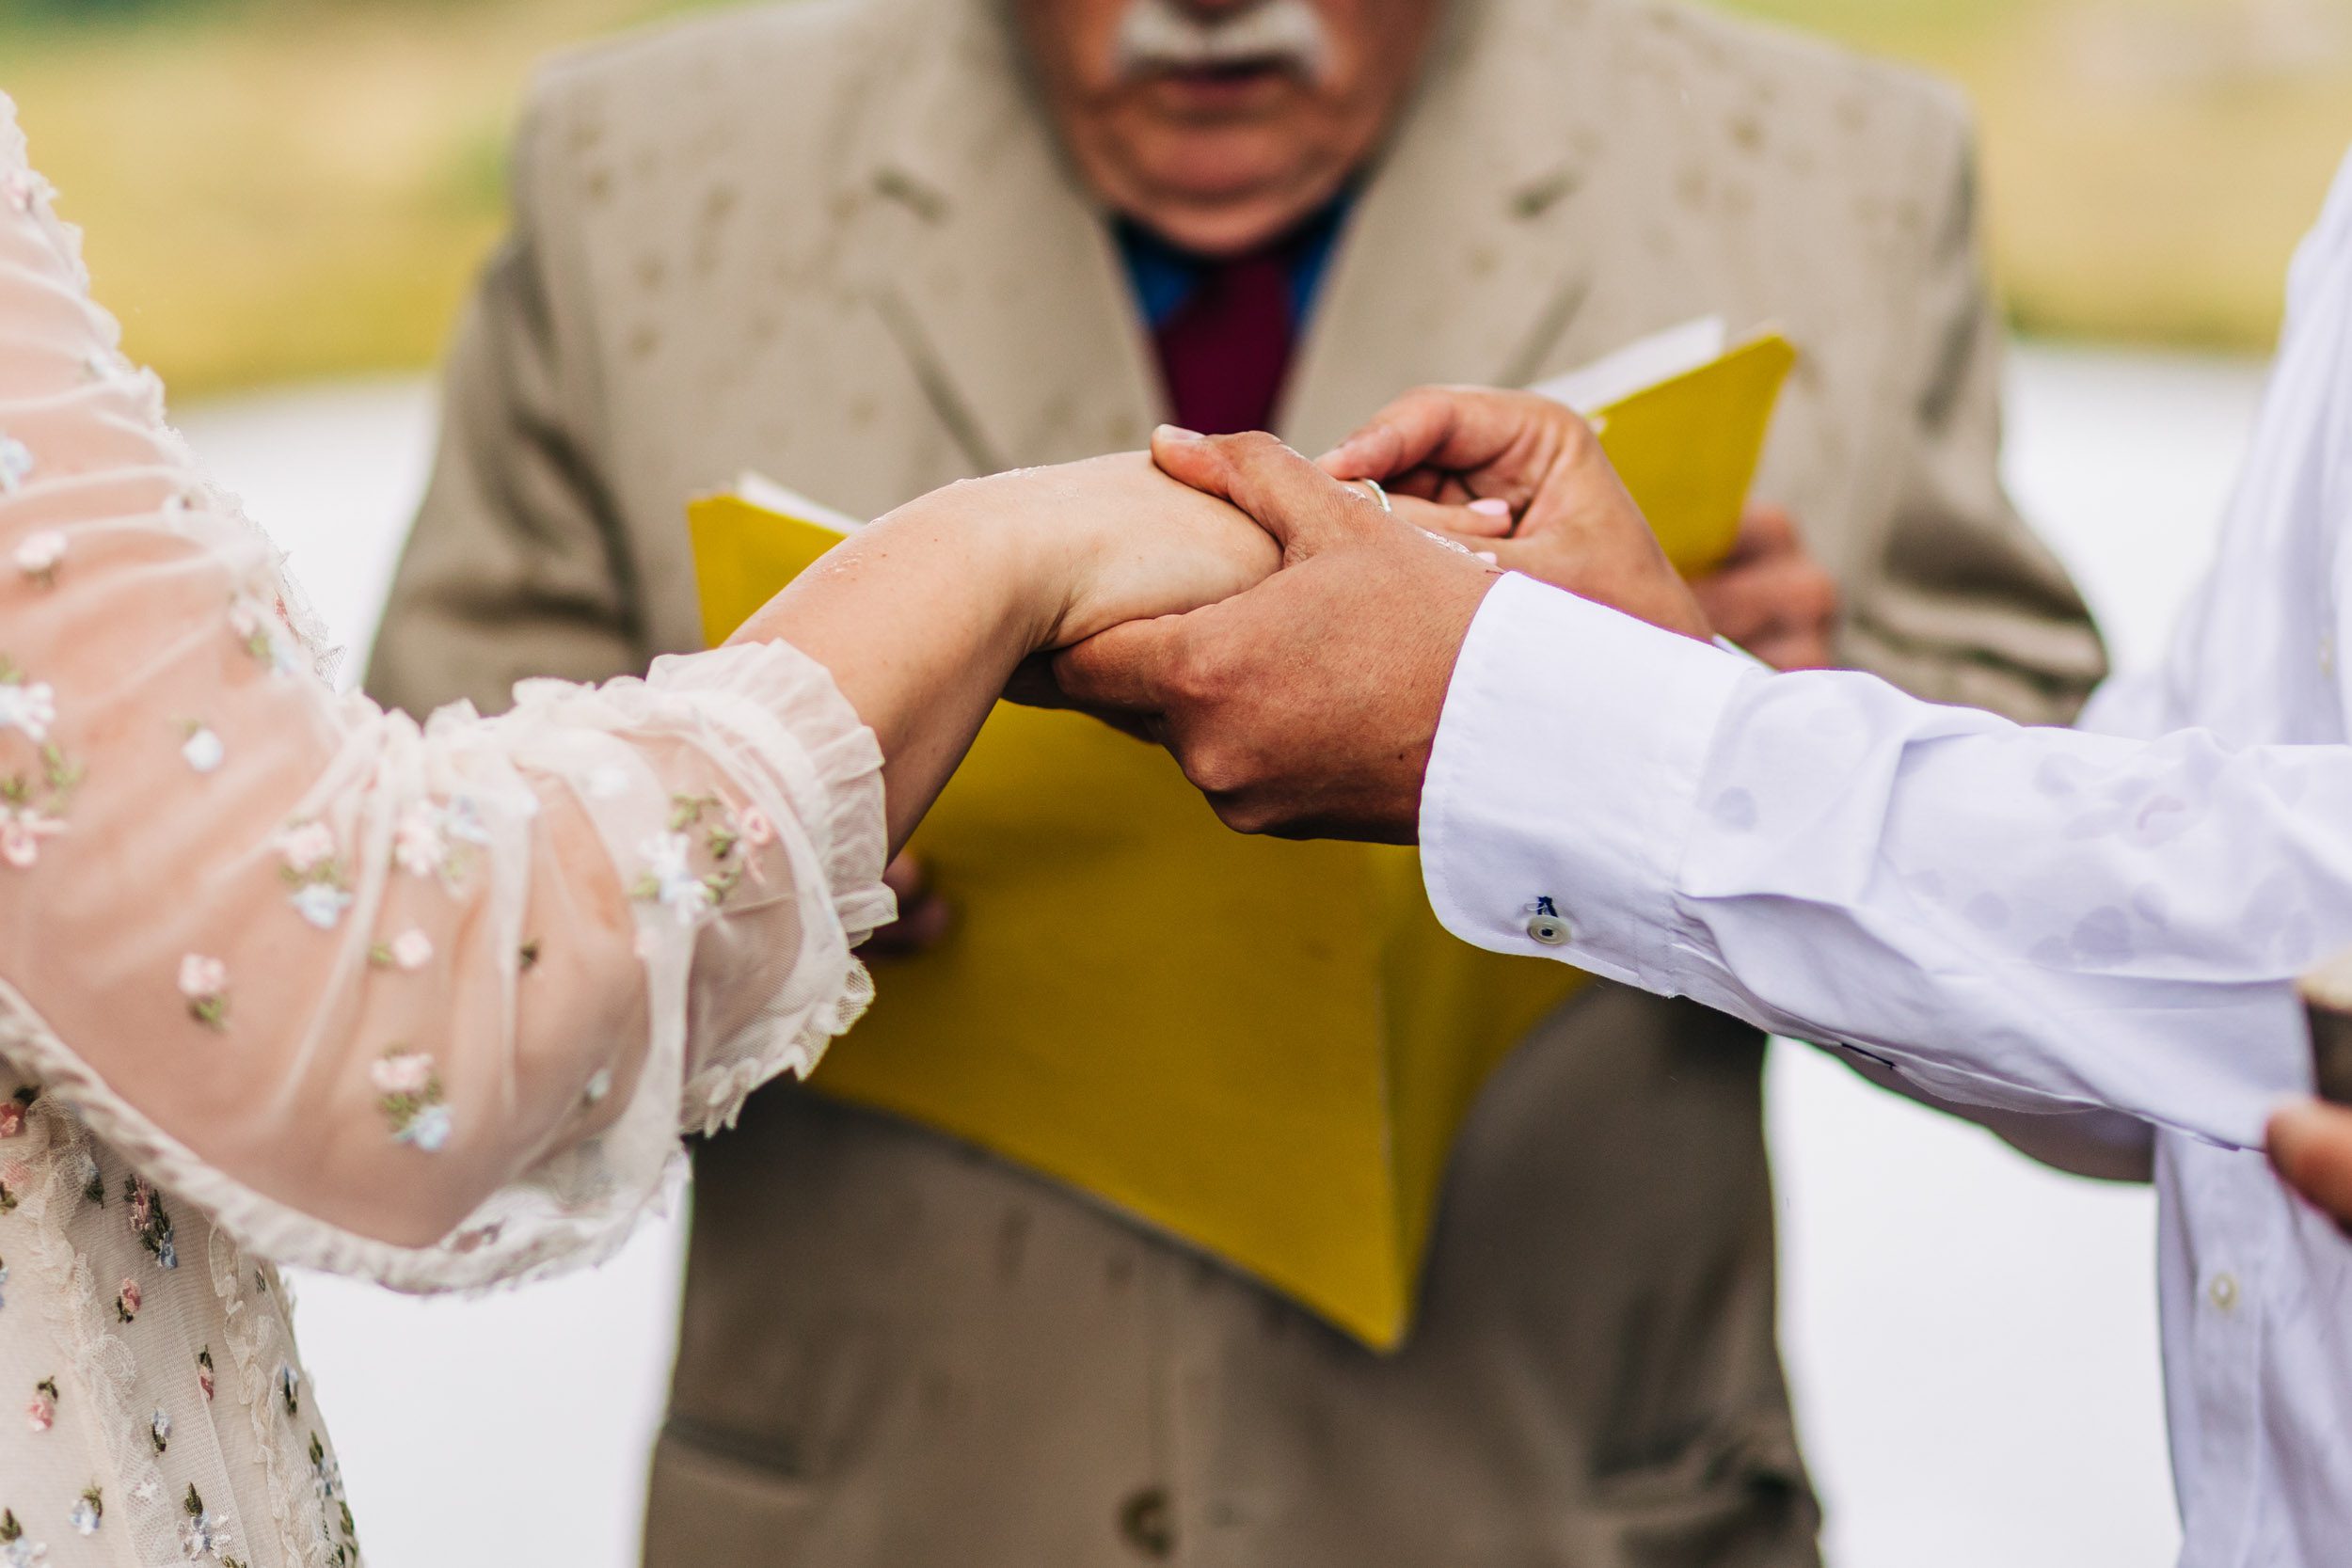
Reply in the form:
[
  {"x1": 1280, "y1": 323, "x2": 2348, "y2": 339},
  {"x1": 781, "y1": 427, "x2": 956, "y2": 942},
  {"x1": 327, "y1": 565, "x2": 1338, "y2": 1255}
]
[{"x1": 1422, "y1": 571, "x2": 2336, "y2": 1150}]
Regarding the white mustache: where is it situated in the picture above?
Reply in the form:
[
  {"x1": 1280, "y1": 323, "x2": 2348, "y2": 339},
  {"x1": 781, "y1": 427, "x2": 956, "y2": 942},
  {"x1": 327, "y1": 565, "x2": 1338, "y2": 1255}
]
[{"x1": 1110, "y1": 0, "x2": 1335, "y2": 83}]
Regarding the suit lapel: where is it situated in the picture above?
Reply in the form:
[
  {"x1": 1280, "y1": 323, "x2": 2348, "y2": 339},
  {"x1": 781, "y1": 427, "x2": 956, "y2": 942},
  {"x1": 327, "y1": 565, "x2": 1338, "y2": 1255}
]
[
  {"x1": 857, "y1": 0, "x2": 1163, "y2": 472},
  {"x1": 1279, "y1": 0, "x2": 1613, "y2": 453},
  {"x1": 853, "y1": 0, "x2": 1616, "y2": 468}
]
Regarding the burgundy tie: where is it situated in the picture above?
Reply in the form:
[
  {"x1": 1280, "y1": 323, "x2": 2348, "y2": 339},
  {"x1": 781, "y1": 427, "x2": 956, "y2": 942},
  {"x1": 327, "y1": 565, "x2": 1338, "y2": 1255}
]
[{"x1": 1152, "y1": 247, "x2": 1297, "y2": 436}]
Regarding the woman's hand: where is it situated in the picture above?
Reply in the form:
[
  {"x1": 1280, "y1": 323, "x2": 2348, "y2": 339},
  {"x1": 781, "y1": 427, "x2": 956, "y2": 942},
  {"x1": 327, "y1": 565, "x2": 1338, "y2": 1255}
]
[
  {"x1": 1056, "y1": 430, "x2": 1501, "y2": 843},
  {"x1": 887, "y1": 451, "x2": 1282, "y2": 653},
  {"x1": 1320, "y1": 386, "x2": 1714, "y2": 643},
  {"x1": 738, "y1": 451, "x2": 1278, "y2": 852}
]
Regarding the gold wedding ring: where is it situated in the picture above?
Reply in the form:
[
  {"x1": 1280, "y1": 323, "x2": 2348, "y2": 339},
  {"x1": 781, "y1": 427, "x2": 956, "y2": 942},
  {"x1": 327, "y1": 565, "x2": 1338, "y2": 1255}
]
[{"x1": 1355, "y1": 477, "x2": 1393, "y2": 513}]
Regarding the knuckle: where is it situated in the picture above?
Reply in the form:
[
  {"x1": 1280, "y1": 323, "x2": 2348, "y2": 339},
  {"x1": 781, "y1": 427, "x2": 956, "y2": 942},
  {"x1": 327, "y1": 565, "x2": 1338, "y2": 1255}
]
[
  {"x1": 1167, "y1": 638, "x2": 1229, "y2": 705},
  {"x1": 1184, "y1": 742, "x2": 1250, "y2": 800},
  {"x1": 1213, "y1": 792, "x2": 1279, "y2": 837}
]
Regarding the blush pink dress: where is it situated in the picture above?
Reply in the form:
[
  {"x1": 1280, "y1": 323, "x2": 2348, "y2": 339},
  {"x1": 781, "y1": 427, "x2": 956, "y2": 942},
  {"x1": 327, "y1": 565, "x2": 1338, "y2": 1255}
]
[{"x1": 0, "y1": 95, "x2": 892, "y2": 1567}]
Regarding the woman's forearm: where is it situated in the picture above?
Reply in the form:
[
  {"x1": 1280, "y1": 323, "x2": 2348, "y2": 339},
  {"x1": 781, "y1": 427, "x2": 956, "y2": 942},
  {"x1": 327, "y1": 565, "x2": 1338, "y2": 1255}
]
[
  {"x1": 725, "y1": 453, "x2": 1280, "y2": 852},
  {"x1": 726, "y1": 479, "x2": 1060, "y2": 851}
]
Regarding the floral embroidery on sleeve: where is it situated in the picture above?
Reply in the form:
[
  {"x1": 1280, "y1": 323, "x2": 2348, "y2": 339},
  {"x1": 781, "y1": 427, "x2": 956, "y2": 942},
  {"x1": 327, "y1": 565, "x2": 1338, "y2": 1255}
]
[
  {"x1": 0, "y1": 657, "x2": 77, "y2": 883},
  {"x1": 197, "y1": 1347, "x2": 215, "y2": 1402},
  {"x1": 10, "y1": 530, "x2": 61, "y2": 587},
  {"x1": 0, "y1": 1088, "x2": 25, "y2": 1139},
  {"x1": 114, "y1": 1277, "x2": 139, "y2": 1323},
  {"x1": 180, "y1": 955, "x2": 230, "y2": 1030},
  {"x1": 228, "y1": 599, "x2": 301, "y2": 676},
  {"x1": 0, "y1": 431, "x2": 32, "y2": 494},
  {"x1": 125, "y1": 1175, "x2": 178, "y2": 1269},
  {"x1": 276, "y1": 820, "x2": 353, "y2": 929},
  {"x1": 0, "y1": 1507, "x2": 45, "y2": 1568},
  {"x1": 630, "y1": 793, "x2": 767, "y2": 926},
  {"x1": 180, "y1": 1485, "x2": 233, "y2": 1561},
  {"x1": 372, "y1": 1050, "x2": 451, "y2": 1151},
  {"x1": 181, "y1": 721, "x2": 224, "y2": 774},
  {"x1": 634, "y1": 831, "x2": 716, "y2": 924},
  {"x1": 394, "y1": 794, "x2": 495, "y2": 887},
  {"x1": 0, "y1": 797, "x2": 65, "y2": 869},
  {"x1": 367, "y1": 928, "x2": 433, "y2": 972},
  {"x1": 68, "y1": 1489, "x2": 100, "y2": 1538},
  {"x1": 25, "y1": 1378, "x2": 56, "y2": 1433},
  {"x1": 310, "y1": 1432, "x2": 360, "y2": 1564},
  {"x1": 0, "y1": 657, "x2": 54, "y2": 744},
  {"x1": 0, "y1": 662, "x2": 83, "y2": 869},
  {"x1": 0, "y1": 658, "x2": 83, "y2": 878}
]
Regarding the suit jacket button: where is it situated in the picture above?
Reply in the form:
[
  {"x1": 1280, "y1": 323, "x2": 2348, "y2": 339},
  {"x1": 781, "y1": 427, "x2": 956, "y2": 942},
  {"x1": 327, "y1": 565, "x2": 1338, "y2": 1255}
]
[
  {"x1": 1527, "y1": 913, "x2": 1571, "y2": 945},
  {"x1": 1119, "y1": 1486, "x2": 1175, "y2": 1559}
]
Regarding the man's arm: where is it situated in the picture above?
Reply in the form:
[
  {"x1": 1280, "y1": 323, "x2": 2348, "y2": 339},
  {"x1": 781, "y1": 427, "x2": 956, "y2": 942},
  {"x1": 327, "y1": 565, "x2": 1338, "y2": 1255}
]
[
  {"x1": 1057, "y1": 428, "x2": 2311, "y2": 1162},
  {"x1": 1422, "y1": 571, "x2": 2327, "y2": 1152},
  {"x1": 1836, "y1": 106, "x2": 2109, "y2": 724},
  {"x1": 365, "y1": 95, "x2": 643, "y2": 719}
]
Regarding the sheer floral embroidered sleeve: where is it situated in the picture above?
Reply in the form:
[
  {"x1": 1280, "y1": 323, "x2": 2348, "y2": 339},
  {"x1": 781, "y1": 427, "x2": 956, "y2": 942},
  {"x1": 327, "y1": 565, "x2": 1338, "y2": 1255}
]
[{"x1": 0, "y1": 113, "x2": 893, "y2": 1290}]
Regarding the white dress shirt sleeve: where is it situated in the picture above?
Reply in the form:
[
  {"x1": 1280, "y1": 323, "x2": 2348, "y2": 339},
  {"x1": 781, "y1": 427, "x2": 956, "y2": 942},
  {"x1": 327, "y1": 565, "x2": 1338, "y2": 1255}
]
[{"x1": 1422, "y1": 570, "x2": 2344, "y2": 1150}]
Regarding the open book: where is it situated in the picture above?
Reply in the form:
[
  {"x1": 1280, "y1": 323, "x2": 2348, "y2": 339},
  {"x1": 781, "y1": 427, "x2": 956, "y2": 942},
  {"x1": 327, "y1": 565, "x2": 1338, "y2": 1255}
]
[{"x1": 685, "y1": 321, "x2": 1794, "y2": 1349}]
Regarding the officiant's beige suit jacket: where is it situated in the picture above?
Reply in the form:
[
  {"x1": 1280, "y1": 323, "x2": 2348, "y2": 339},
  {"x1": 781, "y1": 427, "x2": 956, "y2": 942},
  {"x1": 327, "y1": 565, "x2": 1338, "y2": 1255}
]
[{"x1": 368, "y1": 0, "x2": 2106, "y2": 1562}]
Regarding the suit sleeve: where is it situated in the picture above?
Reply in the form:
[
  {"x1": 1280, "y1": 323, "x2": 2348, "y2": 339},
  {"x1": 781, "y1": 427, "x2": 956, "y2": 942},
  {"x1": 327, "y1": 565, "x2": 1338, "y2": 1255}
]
[
  {"x1": 1834, "y1": 101, "x2": 2110, "y2": 727},
  {"x1": 364, "y1": 91, "x2": 645, "y2": 720}
]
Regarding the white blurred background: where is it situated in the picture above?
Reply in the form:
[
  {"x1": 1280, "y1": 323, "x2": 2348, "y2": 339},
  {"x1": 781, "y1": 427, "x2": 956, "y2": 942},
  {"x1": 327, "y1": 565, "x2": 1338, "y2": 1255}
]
[{"x1": 172, "y1": 338, "x2": 2270, "y2": 1568}]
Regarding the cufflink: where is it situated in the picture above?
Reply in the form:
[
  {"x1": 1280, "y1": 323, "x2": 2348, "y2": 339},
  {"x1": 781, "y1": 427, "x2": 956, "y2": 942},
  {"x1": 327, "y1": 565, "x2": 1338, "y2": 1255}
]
[{"x1": 1524, "y1": 899, "x2": 1571, "y2": 946}]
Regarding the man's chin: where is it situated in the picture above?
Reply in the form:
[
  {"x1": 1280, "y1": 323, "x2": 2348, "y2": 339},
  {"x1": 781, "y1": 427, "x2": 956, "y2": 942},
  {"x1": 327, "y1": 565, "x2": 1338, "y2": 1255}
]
[
  {"x1": 1120, "y1": 189, "x2": 1327, "y2": 256},
  {"x1": 1111, "y1": 149, "x2": 1348, "y2": 255}
]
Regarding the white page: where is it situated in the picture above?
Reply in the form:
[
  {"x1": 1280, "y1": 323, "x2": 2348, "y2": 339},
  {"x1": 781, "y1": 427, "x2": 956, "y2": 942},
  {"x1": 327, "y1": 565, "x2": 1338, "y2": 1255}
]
[
  {"x1": 1528, "y1": 316, "x2": 1727, "y2": 413},
  {"x1": 733, "y1": 469, "x2": 862, "y2": 534}
]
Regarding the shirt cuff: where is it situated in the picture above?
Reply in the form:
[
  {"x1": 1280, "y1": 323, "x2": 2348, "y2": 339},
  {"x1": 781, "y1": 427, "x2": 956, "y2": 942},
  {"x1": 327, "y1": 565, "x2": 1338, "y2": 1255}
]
[{"x1": 1419, "y1": 572, "x2": 1763, "y2": 990}]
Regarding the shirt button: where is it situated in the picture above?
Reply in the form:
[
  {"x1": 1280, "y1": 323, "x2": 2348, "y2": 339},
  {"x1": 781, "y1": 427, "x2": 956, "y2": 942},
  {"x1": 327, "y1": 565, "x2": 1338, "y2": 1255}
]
[
  {"x1": 2208, "y1": 1272, "x2": 2240, "y2": 1312},
  {"x1": 1526, "y1": 913, "x2": 1571, "y2": 945}
]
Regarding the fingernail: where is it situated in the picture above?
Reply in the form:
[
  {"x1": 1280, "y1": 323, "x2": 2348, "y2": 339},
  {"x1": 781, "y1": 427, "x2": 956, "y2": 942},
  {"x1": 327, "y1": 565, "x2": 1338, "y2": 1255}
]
[
  {"x1": 1155, "y1": 423, "x2": 1204, "y2": 443},
  {"x1": 1469, "y1": 499, "x2": 1511, "y2": 518},
  {"x1": 1475, "y1": 551, "x2": 1500, "y2": 566}
]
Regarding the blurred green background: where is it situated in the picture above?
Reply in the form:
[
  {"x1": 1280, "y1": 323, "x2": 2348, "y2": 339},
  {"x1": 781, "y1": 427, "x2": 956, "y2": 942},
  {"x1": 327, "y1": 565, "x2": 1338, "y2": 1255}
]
[{"x1": 6, "y1": 0, "x2": 2351, "y2": 395}]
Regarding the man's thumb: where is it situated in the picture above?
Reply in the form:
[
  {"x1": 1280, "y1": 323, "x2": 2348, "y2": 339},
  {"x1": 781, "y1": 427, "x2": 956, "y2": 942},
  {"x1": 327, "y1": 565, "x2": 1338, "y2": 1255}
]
[{"x1": 1152, "y1": 426, "x2": 1375, "y2": 560}]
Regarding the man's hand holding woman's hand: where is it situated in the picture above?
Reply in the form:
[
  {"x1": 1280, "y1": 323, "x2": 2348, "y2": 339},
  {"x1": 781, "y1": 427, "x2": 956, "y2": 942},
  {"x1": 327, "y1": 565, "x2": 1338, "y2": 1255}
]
[
  {"x1": 1320, "y1": 386, "x2": 1716, "y2": 644},
  {"x1": 1055, "y1": 429, "x2": 1502, "y2": 842},
  {"x1": 1054, "y1": 384, "x2": 1773, "y2": 843}
]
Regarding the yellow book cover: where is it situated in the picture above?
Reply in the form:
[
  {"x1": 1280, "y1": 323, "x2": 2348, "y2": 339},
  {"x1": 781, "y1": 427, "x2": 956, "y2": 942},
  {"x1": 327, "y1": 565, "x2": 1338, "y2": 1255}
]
[
  {"x1": 687, "y1": 325, "x2": 1793, "y2": 1349},
  {"x1": 1533, "y1": 319, "x2": 1797, "y2": 574}
]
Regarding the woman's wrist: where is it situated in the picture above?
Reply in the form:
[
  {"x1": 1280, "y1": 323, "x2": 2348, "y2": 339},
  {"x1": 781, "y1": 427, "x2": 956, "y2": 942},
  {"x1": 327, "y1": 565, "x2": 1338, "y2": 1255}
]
[{"x1": 879, "y1": 476, "x2": 1086, "y2": 657}]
